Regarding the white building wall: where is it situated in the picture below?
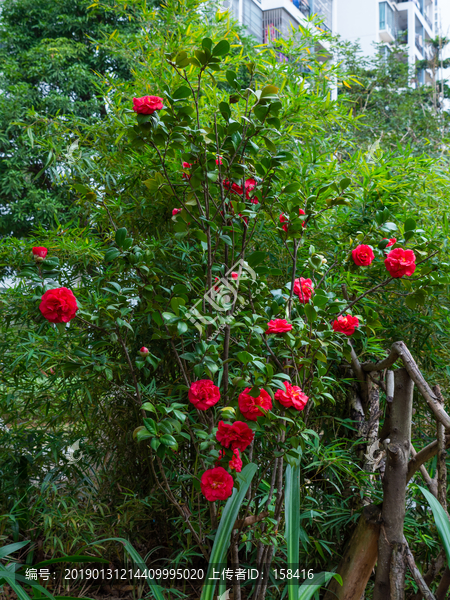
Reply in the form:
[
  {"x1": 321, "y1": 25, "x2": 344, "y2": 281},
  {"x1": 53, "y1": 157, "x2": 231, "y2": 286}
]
[{"x1": 334, "y1": 0, "x2": 379, "y2": 57}]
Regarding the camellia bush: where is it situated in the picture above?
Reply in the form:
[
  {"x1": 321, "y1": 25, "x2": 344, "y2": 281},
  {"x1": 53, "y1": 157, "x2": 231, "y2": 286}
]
[{"x1": 2, "y1": 0, "x2": 450, "y2": 599}]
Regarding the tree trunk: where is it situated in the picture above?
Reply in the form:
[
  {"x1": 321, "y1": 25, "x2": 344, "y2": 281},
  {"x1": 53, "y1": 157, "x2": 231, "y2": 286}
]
[
  {"x1": 373, "y1": 368, "x2": 414, "y2": 600},
  {"x1": 323, "y1": 504, "x2": 382, "y2": 600}
]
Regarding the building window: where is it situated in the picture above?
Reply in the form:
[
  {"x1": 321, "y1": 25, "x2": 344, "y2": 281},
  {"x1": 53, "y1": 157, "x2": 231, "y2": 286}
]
[
  {"x1": 379, "y1": 2, "x2": 395, "y2": 41},
  {"x1": 242, "y1": 0, "x2": 263, "y2": 43}
]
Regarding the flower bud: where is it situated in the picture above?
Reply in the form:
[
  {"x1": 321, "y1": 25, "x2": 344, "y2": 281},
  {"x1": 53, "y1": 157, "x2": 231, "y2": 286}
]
[{"x1": 139, "y1": 346, "x2": 149, "y2": 357}]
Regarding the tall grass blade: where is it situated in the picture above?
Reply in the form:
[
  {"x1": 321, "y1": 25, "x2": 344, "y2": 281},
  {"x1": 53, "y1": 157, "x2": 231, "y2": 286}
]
[
  {"x1": 418, "y1": 485, "x2": 450, "y2": 566},
  {"x1": 285, "y1": 464, "x2": 301, "y2": 600},
  {"x1": 298, "y1": 572, "x2": 336, "y2": 600},
  {"x1": 93, "y1": 537, "x2": 165, "y2": 600},
  {"x1": 201, "y1": 463, "x2": 258, "y2": 600},
  {"x1": 0, "y1": 541, "x2": 29, "y2": 560}
]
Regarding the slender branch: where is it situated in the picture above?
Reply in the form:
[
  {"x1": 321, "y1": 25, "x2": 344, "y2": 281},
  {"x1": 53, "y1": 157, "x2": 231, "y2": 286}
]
[
  {"x1": 433, "y1": 385, "x2": 449, "y2": 515},
  {"x1": 404, "y1": 536, "x2": 436, "y2": 600},
  {"x1": 117, "y1": 329, "x2": 141, "y2": 405},
  {"x1": 151, "y1": 453, "x2": 209, "y2": 560},
  {"x1": 411, "y1": 445, "x2": 438, "y2": 496},
  {"x1": 362, "y1": 341, "x2": 450, "y2": 430},
  {"x1": 262, "y1": 335, "x2": 284, "y2": 372},
  {"x1": 288, "y1": 239, "x2": 299, "y2": 319},
  {"x1": 407, "y1": 436, "x2": 450, "y2": 482}
]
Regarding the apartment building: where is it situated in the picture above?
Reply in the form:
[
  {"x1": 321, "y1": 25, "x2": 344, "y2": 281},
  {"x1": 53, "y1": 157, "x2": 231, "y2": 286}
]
[
  {"x1": 228, "y1": 0, "x2": 445, "y2": 86},
  {"x1": 337, "y1": 0, "x2": 435, "y2": 84},
  {"x1": 224, "y1": 0, "x2": 334, "y2": 44}
]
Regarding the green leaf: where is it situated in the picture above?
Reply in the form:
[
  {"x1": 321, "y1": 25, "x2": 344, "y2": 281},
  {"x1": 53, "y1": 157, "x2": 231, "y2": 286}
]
[
  {"x1": 212, "y1": 40, "x2": 230, "y2": 56},
  {"x1": 260, "y1": 85, "x2": 279, "y2": 98},
  {"x1": 404, "y1": 218, "x2": 416, "y2": 232},
  {"x1": 237, "y1": 351, "x2": 253, "y2": 364},
  {"x1": 115, "y1": 227, "x2": 127, "y2": 247},
  {"x1": 175, "y1": 51, "x2": 189, "y2": 67},
  {"x1": 247, "y1": 251, "x2": 266, "y2": 267},
  {"x1": 202, "y1": 37, "x2": 213, "y2": 52},
  {"x1": 200, "y1": 464, "x2": 258, "y2": 600},
  {"x1": 173, "y1": 86, "x2": 191, "y2": 100},
  {"x1": 160, "y1": 434, "x2": 178, "y2": 449},
  {"x1": 219, "y1": 102, "x2": 231, "y2": 121},
  {"x1": 283, "y1": 183, "x2": 301, "y2": 194},
  {"x1": 177, "y1": 321, "x2": 188, "y2": 335},
  {"x1": 220, "y1": 234, "x2": 232, "y2": 246},
  {"x1": 135, "y1": 427, "x2": 153, "y2": 442},
  {"x1": 226, "y1": 70, "x2": 237, "y2": 88},
  {"x1": 418, "y1": 486, "x2": 450, "y2": 566},
  {"x1": 263, "y1": 136, "x2": 277, "y2": 153},
  {"x1": 143, "y1": 418, "x2": 157, "y2": 435},
  {"x1": 405, "y1": 295, "x2": 417, "y2": 309},
  {"x1": 304, "y1": 304, "x2": 317, "y2": 322},
  {"x1": 339, "y1": 177, "x2": 351, "y2": 191},
  {"x1": 104, "y1": 248, "x2": 120, "y2": 262},
  {"x1": 326, "y1": 196, "x2": 351, "y2": 207}
]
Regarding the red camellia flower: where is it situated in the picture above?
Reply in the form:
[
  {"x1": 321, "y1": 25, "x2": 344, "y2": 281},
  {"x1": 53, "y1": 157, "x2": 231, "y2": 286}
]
[
  {"x1": 332, "y1": 314, "x2": 359, "y2": 336},
  {"x1": 216, "y1": 420, "x2": 254, "y2": 451},
  {"x1": 224, "y1": 180, "x2": 243, "y2": 196},
  {"x1": 32, "y1": 247, "x2": 48, "y2": 261},
  {"x1": 188, "y1": 379, "x2": 220, "y2": 411},
  {"x1": 275, "y1": 381, "x2": 309, "y2": 411},
  {"x1": 231, "y1": 272, "x2": 239, "y2": 280},
  {"x1": 384, "y1": 248, "x2": 416, "y2": 278},
  {"x1": 132, "y1": 95, "x2": 163, "y2": 115},
  {"x1": 245, "y1": 178, "x2": 256, "y2": 198},
  {"x1": 201, "y1": 467, "x2": 234, "y2": 501},
  {"x1": 238, "y1": 388, "x2": 272, "y2": 421},
  {"x1": 182, "y1": 161, "x2": 192, "y2": 169},
  {"x1": 229, "y1": 449, "x2": 242, "y2": 472},
  {"x1": 383, "y1": 237, "x2": 397, "y2": 247},
  {"x1": 172, "y1": 208, "x2": 182, "y2": 216},
  {"x1": 224, "y1": 178, "x2": 257, "y2": 200},
  {"x1": 39, "y1": 288, "x2": 78, "y2": 324},
  {"x1": 265, "y1": 319, "x2": 293, "y2": 334},
  {"x1": 299, "y1": 208, "x2": 306, "y2": 227},
  {"x1": 139, "y1": 346, "x2": 149, "y2": 357},
  {"x1": 294, "y1": 277, "x2": 314, "y2": 304},
  {"x1": 279, "y1": 213, "x2": 289, "y2": 232},
  {"x1": 352, "y1": 245, "x2": 375, "y2": 266}
]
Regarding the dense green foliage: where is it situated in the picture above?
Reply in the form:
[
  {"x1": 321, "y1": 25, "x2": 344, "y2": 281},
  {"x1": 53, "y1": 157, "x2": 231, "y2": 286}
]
[
  {"x1": 1, "y1": 1, "x2": 450, "y2": 599},
  {"x1": 336, "y1": 40, "x2": 450, "y2": 152},
  {"x1": 0, "y1": 0, "x2": 139, "y2": 237}
]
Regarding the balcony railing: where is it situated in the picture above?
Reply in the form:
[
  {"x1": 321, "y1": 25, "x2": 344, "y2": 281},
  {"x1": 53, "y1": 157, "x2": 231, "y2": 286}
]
[
  {"x1": 293, "y1": 0, "x2": 310, "y2": 17},
  {"x1": 415, "y1": 35, "x2": 424, "y2": 55},
  {"x1": 396, "y1": 0, "x2": 433, "y2": 30},
  {"x1": 422, "y1": 11, "x2": 432, "y2": 29}
]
